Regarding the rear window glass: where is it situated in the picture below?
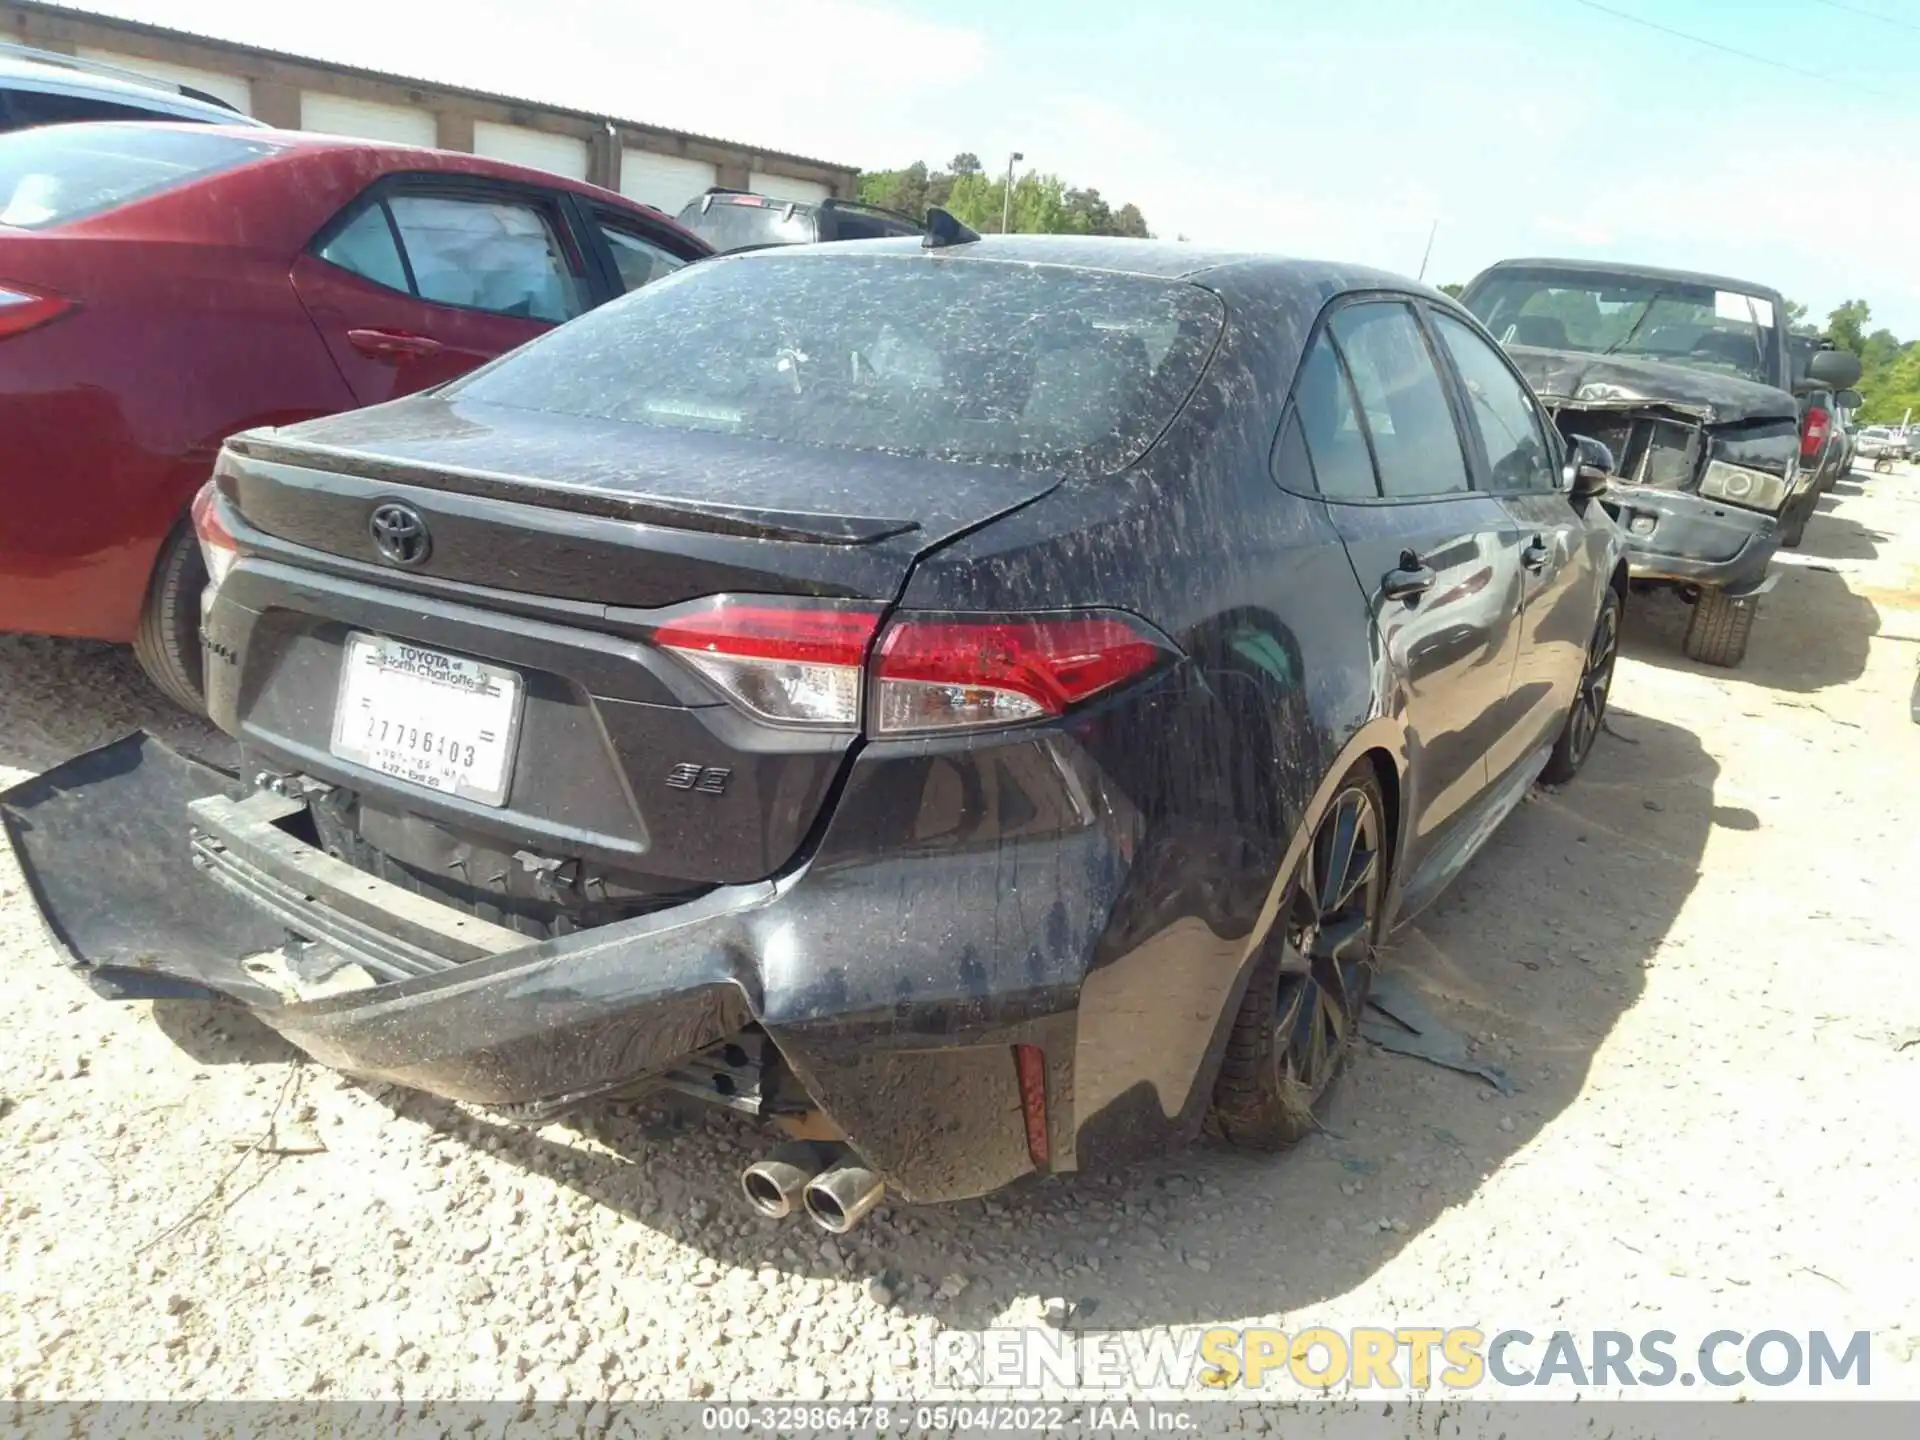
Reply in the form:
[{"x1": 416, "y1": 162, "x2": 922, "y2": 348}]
[
  {"x1": 449, "y1": 252, "x2": 1224, "y2": 476},
  {"x1": 674, "y1": 196, "x2": 817, "y2": 253},
  {"x1": 0, "y1": 123, "x2": 273, "y2": 229}
]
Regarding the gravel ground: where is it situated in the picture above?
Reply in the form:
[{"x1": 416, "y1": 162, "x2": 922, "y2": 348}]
[{"x1": 3, "y1": 469, "x2": 1919, "y2": 1413}]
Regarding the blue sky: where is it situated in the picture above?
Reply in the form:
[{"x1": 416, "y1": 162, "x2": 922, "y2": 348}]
[{"x1": 84, "y1": 0, "x2": 1920, "y2": 331}]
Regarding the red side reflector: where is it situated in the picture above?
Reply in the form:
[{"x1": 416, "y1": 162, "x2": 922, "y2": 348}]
[
  {"x1": 0, "y1": 282, "x2": 73, "y2": 339},
  {"x1": 1013, "y1": 1044, "x2": 1050, "y2": 1168}
]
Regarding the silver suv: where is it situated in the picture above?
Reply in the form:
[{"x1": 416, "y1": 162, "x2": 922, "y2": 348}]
[{"x1": 0, "y1": 43, "x2": 264, "y2": 131}]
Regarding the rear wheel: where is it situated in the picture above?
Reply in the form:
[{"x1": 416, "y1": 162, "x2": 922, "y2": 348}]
[
  {"x1": 1682, "y1": 586, "x2": 1757, "y2": 669},
  {"x1": 1210, "y1": 762, "x2": 1385, "y2": 1151},
  {"x1": 131, "y1": 520, "x2": 208, "y2": 714},
  {"x1": 1541, "y1": 587, "x2": 1620, "y2": 784}
]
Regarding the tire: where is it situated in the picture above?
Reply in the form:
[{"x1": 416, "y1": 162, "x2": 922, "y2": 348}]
[
  {"x1": 131, "y1": 519, "x2": 208, "y2": 713},
  {"x1": 1778, "y1": 492, "x2": 1812, "y2": 549},
  {"x1": 1541, "y1": 586, "x2": 1620, "y2": 784},
  {"x1": 1210, "y1": 761, "x2": 1386, "y2": 1151},
  {"x1": 1682, "y1": 586, "x2": 1757, "y2": 669}
]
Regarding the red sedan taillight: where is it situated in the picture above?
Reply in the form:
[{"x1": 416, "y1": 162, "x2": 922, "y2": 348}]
[
  {"x1": 0, "y1": 282, "x2": 73, "y2": 339},
  {"x1": 653, "y1": 601, "x2": 1173, "y2": 735},
  {"x1": 1802, "y1": 406, "x2": 1830, "y2": 461},
  {"x1": 190, "y1": 481, "x2": 239, "y2": 595}
]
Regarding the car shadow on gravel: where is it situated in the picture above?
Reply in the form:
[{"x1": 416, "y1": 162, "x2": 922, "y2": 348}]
[
  {"x1": 334, "y1": 705, "x2": 1714, "y2": 1335},
  {"x1": 0, "y1": 636, "x2": 233, "y2": 782},
  {"x1": 1621, "y1": 561, "x2": 1878, "y2": 694},
  {"x1": 1800, "y1": 507, "x2": 1886, "y2": 563}
]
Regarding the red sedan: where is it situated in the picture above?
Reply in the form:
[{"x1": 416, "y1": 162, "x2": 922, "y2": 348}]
[{"x1": 0, "y1": 121, "x2": 709, "y2": 708}]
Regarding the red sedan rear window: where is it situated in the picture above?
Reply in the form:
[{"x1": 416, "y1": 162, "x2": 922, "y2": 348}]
[{"x1": 0, "y1": 123, "x2": 275, "y2": 230}]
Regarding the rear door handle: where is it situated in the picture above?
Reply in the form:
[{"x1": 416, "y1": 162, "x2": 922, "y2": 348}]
[
  {"x1": 1521, "y1": 536, "x2": 1552, "y2": 572},
  {"x1": 346, "y1": 328, "x2": 444, "y2": 361},
  {"x1": 1382, "y1": 552, "x2": 1437, "y2": 602}
]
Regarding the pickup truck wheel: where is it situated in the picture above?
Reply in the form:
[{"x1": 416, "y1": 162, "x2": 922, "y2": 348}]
[
  {"x1": 1682, "y1": 586, "x2": 1757, "y2": 668},
  {"x1": 1209, "y1": 762, "x2": 1384, "y2": 1151},
  {"x1": 131, "y1": 520, "x2": 208, "y2": 714}
]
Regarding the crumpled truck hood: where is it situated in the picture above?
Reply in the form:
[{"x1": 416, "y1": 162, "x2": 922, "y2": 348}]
[{"x1": 1506, "y1": 346, "x2": 1796, "y2": 426}]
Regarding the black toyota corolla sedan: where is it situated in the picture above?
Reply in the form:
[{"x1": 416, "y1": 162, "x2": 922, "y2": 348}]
[{"x1": 5, "y1": 229, "x2": 1626, "y2": 1231}]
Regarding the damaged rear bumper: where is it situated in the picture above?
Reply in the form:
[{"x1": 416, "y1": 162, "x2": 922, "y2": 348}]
[
  {"x1": 2, "y1": 715, "x2": 1251, "y2": 1205},
  {"x1": 1602, "y1": 488, "x2": 1779, "y2": 595}
]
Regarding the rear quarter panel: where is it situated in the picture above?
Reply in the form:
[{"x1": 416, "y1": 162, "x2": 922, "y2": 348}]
[{"x1": 888, "y1": 295, "x2": 1388, "y2": 1173}]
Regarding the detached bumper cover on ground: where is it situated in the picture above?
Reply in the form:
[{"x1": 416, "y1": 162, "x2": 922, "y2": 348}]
[{"x1": 2, "y1": 725, "x2": 1256, "y2": 1205}]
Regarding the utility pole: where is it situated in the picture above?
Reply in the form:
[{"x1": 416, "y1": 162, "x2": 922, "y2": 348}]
[
  {"x1": 1416, "y1": 219, "x2": 1439, "y2": 282},
  {"x1": 1002, "y1": 151, "x2": 1024, "y2": 234}
]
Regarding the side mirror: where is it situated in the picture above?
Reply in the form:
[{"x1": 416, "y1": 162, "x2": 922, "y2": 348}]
[
  {"x1": 1836, "y1": 388, "x2": 1864, "y2": 411},
  {"x1": 1562, "y1": 434, "x2": 1615, "y2": 500},
  {"x1": 1808, "y1": 348, "x2": 1863, "y2": 389}
]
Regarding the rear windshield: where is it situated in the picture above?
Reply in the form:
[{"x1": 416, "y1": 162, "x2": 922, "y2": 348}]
[
  {"x1": 449, "y1": 251, "x2": 1225, "y2": 475},
  {"x1": 674, "y1": 196, "x2": 818, "y2": 253},
  {"x1": 1464, "y1": 266, "x2": 1783, "y2": 389},
  {"x1": 0, "y1": 124, "x2": 274, "y2": 229}
]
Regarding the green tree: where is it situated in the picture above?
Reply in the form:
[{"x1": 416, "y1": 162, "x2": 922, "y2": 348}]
[
  {"x1": 1856, "y1": 340, "x2": 1920, "y2": 424},
  {"x1": 1827, "y1": 299, "x2": 1871, "y2": 355},
  {"x1": 1782, "y1": 298, "x2": 1821, "y2": 337},
  {"x1": 1437, "y1": 282, "x2": 1465, "y2": 298},
  {"x1": 1861, "y1": 327, "x2": 1901, "y2": 374},
  {"x1": 856, "y1": 157, "x2": 1152, "y2": 236}
]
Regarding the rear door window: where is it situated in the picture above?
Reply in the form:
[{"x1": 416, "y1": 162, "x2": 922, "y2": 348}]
[
  {"x1": 314, "y1": 186, "x2": 588, "y2": 323},
  {"x1": 0, "y1": 122, "x2": 274, "y2": 228},
  {"x1": 387, "y1": 194, "x2": 585, "y2": 323},
  {"x1": 1328, "y1": 302, "x2": 1472, "y2": 499}
]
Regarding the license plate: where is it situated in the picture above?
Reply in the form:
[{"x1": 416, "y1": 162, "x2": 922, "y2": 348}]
[{"x1": 329, "y1": 633, "x2": 524, "y2": 807}]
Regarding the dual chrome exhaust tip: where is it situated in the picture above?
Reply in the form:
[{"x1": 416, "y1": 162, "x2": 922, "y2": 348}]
[{"x1": 740, "y1": 1141, "x2": 885, "y2": 1233}]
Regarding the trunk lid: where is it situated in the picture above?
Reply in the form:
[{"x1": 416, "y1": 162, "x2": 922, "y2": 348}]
[{"x1": 223, "y1": 392, "x2": 1062, "y2": 607}]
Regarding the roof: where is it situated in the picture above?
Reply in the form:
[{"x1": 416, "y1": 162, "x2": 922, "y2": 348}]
[
  {"x1": 733, "y1": 234, "x2": 1449, "y2": 301},
  {"x1": 752, "y1": 233, "x2": 1274, "y2": 278},
  {"x1": 8, "y1": 0, "x2": 855, "y2": 175},
  {"x1": 0, "y1": 48, "x2": 257, "y2": 122},
  {"x1": 1477, "y1": 256, "x2": 1784, "y2": 302}
]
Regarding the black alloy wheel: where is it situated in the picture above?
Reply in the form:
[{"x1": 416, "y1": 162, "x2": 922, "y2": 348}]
[
  {"x1": 1211, "y1": 764, "x2": 1386, "y2": 1150},
  {"x1": 1544, "y1": 588, "x2": 1621, "y2": 783}
]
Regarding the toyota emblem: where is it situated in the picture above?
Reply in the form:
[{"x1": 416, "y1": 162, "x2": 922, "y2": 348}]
[{"x1": 369, "y1": 502, "x2": 431, "y2": 567}]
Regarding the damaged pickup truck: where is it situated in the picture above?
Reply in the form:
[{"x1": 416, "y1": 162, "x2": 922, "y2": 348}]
[
  {"x1": 4, "y1": 238, "x2": 1628, "y2": 1228},
  {"x1": 1461, "y1": 259, "x2": 1861, "y2": 667}
]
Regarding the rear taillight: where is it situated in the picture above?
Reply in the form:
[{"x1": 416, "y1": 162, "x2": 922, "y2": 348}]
[
  {"x1": 1802, "y1": 406, "x2": 1830, "y2": 460},
  {"x1": 653, "y1": 600, "x2": 884, "y2": 729},
  {"x1": 0, "y1": 282, "x2": 73, "y2": 339},
  {"x1": 654, "y1": 600, "x2": 1175, "y2": 735},
  {"x1": 870, "y1": 610, "x2": 1172, "y2": 735},
  {"x1": 190, "y1": 481, "x2": 238, "y2": 595}
]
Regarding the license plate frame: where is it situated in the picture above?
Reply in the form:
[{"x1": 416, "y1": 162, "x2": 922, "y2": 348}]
[{"x1": 328, "y1": 632, "x2": 526, "y2": 808}]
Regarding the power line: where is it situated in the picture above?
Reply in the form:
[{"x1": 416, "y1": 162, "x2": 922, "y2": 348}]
[
  {"x1": 1806, "y1": 0, "x2": 1920, "y2": 34},
  {"x1": 1565, "y1": 0, "x2": 1898, "y2": 99}
]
